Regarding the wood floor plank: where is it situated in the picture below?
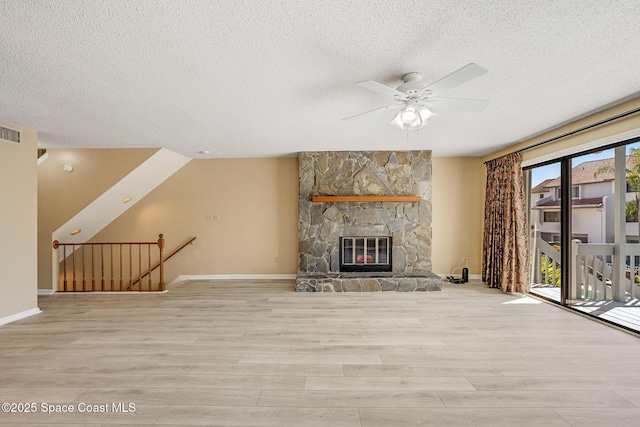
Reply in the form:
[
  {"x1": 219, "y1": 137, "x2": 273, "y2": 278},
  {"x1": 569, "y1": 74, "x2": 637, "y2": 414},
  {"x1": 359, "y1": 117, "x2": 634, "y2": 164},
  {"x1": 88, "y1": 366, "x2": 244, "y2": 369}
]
[{"x1": 359, "y1": 407, "x2": 572, "y2": 427}]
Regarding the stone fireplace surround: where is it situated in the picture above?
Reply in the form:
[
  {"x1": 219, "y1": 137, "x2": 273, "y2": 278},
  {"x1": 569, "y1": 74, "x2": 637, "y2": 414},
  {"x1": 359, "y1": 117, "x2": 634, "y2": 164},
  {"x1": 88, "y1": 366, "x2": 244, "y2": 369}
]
[{"x1": 296, "y1": 150, "x2": 441, "y2": 292}]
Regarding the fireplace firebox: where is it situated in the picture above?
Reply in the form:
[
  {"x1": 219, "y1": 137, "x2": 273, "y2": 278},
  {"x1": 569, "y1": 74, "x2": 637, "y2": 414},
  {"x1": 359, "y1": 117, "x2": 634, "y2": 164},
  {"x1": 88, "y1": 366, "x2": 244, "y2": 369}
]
[{"x1": 339, "y1": 236, "x2": 392, "y2": 273}]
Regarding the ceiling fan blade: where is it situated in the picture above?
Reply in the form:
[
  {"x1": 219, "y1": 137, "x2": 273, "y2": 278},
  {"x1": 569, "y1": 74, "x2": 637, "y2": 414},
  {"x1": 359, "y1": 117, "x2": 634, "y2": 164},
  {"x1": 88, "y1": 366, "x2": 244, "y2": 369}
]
[
  {"x1": 427, "y1": 97, "x2": 490, "y2": 112},
  {"x1": 355, "y1": 80, "x2": 405, "y2": 98},
  {"x1": 424, "y1": 63, "x2": 488, "y2": 96},
  {"x1": 342, "y1": 103, "x2": 404, "y2": 121}
]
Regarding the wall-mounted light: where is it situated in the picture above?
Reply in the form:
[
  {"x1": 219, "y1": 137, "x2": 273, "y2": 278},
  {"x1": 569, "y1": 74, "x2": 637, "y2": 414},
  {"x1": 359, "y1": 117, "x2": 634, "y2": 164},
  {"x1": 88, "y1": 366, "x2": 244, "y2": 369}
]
[
  {"x1": 62, "y1": 164, "x2": 73, "y2": 173},
  {"x1": 70, "y1": 229, "x2": 81, "y2": 235},
  {"x1": 122, "y1": 197, "x2": 132, "y2": 203}
]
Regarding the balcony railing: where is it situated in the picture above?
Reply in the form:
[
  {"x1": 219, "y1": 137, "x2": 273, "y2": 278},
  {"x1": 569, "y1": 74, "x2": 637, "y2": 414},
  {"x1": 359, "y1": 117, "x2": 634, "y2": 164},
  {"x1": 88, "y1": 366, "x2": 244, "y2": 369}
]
[
  {"x1": 571, "y1": 241, "x2": 640, "y2": 301},
  {"x1": 532, "y1": 238, "x2": 561, "y2": 287},
  {"x1": 532, "y1": 235, "x2": 640, "y2": 302},
  {"x1": 571, "y1": 242, "x2": 615, "y2": 301}
]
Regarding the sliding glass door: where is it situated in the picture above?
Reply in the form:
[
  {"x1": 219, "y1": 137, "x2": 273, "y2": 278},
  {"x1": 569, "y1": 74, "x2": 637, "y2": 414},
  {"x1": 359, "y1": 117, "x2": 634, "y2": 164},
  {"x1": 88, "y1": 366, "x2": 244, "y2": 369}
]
[
  {"x1": 529, "y1": 161, "x2": 563, "y2": 302},
  {"x1": 567, "y1": 143, "x2": 640, "y2": 331},
  {"x1": 527, "y1": 139, "x2": 640, "y2": 333}
]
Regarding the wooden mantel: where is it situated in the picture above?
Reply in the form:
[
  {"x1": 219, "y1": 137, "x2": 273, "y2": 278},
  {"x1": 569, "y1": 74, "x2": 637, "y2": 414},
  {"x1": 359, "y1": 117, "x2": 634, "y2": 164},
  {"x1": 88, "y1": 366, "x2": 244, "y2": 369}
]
[{"x1": 311, "y1": 195, "x2": 422, "y2": 203}]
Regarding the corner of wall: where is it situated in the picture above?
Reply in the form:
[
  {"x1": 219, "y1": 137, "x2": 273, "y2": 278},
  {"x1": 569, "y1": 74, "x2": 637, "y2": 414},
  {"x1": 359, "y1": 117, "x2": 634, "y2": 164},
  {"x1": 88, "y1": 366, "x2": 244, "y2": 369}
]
[
  {"x1": 431, "y1": 157, "x2": 485, "y2": 275},
  {"x1": 0, "y1": 120, "x2": 39, "y2": 321}
]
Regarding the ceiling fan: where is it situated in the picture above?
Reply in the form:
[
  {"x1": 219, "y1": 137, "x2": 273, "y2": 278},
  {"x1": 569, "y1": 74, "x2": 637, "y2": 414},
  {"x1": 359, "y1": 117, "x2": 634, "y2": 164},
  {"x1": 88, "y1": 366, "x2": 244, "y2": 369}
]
[{"x1": 344, "y1": 63, "x2": 490, "y2": 130}]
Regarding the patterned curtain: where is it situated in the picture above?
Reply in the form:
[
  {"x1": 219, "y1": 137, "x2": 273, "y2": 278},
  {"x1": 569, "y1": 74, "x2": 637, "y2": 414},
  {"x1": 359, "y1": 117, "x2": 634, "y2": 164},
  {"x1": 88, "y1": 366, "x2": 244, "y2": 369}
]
[{"x1": 482, "y1": 152, "x2": 529, "y2": 293}]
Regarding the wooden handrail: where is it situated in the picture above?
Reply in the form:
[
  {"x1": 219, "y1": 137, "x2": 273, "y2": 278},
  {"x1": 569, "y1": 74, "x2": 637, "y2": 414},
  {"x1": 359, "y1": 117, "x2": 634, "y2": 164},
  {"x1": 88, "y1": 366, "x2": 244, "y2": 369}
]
[
  {"x1": 127, "y1": 236, "x2": 197, "y2": 291},
  {"x1": 54, "y1": 240, "x2": 161, "y2": 246},
  {"x1": 163, "y1": 236, "x2": 197, "y2": 263},
  {"x1": 53, "y1": 234, "x2": 167, "y2": 292}
]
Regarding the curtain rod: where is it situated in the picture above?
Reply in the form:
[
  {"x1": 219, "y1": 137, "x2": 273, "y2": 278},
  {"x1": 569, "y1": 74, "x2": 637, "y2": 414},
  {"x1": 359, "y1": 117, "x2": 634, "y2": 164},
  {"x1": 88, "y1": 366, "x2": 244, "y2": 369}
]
[{"x1": 486, "y1": 105, "x2": 640, "y2": 163}]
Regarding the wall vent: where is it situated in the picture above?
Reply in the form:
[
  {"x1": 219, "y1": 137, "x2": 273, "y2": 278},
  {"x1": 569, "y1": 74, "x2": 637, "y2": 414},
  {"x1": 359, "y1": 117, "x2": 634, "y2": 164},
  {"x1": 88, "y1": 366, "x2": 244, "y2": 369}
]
[{"x1": 0, "y1": 125, "x2": 21, "y2": 144}]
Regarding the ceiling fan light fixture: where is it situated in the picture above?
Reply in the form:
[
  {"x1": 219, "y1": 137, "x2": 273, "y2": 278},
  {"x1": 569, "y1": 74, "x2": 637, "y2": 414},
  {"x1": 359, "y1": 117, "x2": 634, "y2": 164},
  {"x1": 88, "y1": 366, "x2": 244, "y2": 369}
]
[
  {"x1": 391, "y1": 111, "x2": 406, "y2": 129},
  {"x1": 400, "y1": 104, "x2": 418, "y2": 124},
  {"x1": 417, "y1": 106, "x2": 436, "y2": 124},
  {"x1": 391, "y1": 104, "x2": 436, "y2": 130}
]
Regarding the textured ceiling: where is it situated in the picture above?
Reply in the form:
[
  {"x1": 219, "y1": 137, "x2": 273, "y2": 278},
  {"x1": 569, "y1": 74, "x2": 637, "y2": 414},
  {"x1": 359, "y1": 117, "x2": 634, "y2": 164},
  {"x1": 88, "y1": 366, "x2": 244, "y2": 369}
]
[{"x1": 1, "y1": 0, "x2": 640, "y2": 158}]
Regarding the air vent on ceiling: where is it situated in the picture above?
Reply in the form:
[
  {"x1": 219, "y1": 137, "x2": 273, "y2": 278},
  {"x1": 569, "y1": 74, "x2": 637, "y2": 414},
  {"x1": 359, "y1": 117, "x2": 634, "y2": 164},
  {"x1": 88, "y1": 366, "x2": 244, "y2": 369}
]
[{"x1": 0, "y1": 125, "x2": 21, "y2": 144}]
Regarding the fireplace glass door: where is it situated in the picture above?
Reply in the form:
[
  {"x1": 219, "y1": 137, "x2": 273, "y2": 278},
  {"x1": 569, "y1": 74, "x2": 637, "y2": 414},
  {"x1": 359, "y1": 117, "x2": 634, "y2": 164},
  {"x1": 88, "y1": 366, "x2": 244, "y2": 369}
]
[{"x1": 340, "y1": 236, "x2": 392, "y2": 272}]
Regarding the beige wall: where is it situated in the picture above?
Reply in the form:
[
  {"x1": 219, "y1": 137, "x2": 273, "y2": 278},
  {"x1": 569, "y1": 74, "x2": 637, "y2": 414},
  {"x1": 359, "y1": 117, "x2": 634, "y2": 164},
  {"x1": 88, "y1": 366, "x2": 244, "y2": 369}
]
[
  {"x1": 484, "y1": 97, "x2": 640, "y2": 164},
  {"x1": 90, "y1": 158, "x2": 300, "y2": 281},
  {"x1": 38, "y1": 148, "x2": 158, "y2": 289},
  {"x1": 0, "y1": 120, "x2": 38, "y2": 320},
  {"x1": 38, "y1": 150, "x2": 483, "y2": 284},
  {"x1": 432, "y1": 157, "x2": 486, "y2": 276}
]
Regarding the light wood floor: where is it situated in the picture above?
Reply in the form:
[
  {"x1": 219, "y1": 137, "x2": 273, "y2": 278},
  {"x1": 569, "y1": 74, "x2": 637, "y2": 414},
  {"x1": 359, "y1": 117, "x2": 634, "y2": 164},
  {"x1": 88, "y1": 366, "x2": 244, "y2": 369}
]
[
  {"x1": 530, "y1": 286, "x2": 640, "y2": 332},
  {"x1": 1, "y1": 279, "x2": 640, "y2": 426}
]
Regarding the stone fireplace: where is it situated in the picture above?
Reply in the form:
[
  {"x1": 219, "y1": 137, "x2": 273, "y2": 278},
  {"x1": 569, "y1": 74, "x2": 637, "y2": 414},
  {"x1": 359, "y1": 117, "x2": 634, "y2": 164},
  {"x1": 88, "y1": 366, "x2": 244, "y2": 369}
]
[{"x1": 296, "y1": 151, "x2": 441, "y2": 292}]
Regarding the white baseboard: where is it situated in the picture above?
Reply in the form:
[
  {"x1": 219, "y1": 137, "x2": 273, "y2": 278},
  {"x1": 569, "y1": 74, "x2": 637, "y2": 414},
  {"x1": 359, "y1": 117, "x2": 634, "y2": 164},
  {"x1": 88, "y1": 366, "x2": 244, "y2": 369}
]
[
  {"x1": 54, "y1": 291, "x2": 169, "y2": 295},
  {"x1": 38, "y1": 289, "x2": 55, "y2": 295},
  {"x1": 169, "y1": 274, "x2": 296, "y2": 287},
  {"x1": 0, "y1": 307, "x2": 42, "y2": 326},
  {"x1": 437, "y1": 273, "x2": 482, "y2": 280}
]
